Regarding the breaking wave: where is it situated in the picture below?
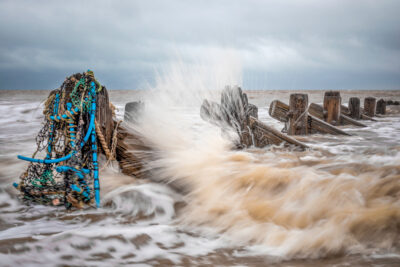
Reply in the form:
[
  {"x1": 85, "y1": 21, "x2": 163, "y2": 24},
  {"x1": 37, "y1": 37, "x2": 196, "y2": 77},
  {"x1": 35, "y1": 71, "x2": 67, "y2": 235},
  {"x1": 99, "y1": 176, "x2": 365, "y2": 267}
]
[{"x1": 126, "y1": 58, "x2": 400, "y2": 260}]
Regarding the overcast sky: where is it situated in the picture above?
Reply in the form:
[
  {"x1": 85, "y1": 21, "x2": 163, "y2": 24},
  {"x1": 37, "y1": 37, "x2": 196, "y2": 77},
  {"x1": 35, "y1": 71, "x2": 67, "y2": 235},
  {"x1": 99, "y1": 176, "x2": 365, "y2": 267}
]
[{"x1": 0, "y1": 0, "x2": 399, "y2": 90}]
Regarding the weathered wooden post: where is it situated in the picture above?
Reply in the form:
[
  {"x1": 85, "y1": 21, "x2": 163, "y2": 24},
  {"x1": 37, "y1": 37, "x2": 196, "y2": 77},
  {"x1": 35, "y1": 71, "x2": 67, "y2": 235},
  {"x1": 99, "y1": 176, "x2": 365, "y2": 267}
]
[
  {"x1": 117, "y1": 101, "x2": 149, "y2": 178},
  {"x1": 364, "y1": 97, "x2": 376, "y2": 117},
  {"x1": 376, "y1": 99, "x2": 386, "y2": 115},
  {"x1": 220, "y1": 86, "x2": 253, "y2": 147},
  {"x1": 323, "y1": 91, "x2": 341, "y2": 125},
  {"x1": 288, "y1": 94, "x2": 308, "y2": 135},
  {"x1": 348, "y1": 97, "x2": 361, "y2": 119},
  {"x1": 116, "y1": 125, "x2": 149, "y2": 179}
]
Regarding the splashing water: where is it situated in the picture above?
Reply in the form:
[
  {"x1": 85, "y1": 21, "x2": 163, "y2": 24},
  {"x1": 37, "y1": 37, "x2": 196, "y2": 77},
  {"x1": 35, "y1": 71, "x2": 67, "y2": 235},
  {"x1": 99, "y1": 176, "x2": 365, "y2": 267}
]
[{"x1": 127, "y1": 59, "x2": 400, "y2": 260}]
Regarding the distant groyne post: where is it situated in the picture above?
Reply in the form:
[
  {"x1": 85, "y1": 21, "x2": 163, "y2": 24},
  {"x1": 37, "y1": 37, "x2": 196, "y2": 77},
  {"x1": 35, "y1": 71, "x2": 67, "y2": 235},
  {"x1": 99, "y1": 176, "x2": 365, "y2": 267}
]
[
  {"x1": 376, "y1": 99, "x2": 386, "y2": 115},
  {"x1": 323, "y1": 91, "x2": 341, "y2": 125},
  {"x1": 348, "y1": 97, "x2": 361, "y2": 119},
  {"x1": 364, "y1": 97, "x2": 376, "y2": 117},
  {"x1": 288, "y1": 93, "x2": 308, "y2": 135}
]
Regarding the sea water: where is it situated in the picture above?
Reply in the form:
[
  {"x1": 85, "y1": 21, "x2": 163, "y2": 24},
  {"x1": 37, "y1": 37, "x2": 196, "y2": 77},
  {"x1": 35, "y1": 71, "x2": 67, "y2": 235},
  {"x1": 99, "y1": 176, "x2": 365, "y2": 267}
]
[{"x1": 0, "y1": 67, "x2": 399, "y2": 266}]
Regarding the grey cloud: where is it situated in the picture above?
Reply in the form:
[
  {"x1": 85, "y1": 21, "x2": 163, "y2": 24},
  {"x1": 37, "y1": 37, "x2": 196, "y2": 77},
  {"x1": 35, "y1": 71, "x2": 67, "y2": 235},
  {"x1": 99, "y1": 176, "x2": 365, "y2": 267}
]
[{"x1": 0, "y1": 0, "x2": 399, "y2": 89}]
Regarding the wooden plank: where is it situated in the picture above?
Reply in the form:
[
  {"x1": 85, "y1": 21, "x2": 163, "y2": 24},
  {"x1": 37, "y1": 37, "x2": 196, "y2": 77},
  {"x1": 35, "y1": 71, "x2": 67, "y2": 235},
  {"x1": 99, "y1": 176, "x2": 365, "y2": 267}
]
[
  {"x1": 308, "y1": 103, "x2": 325, "y2": 120},
  {"x1": 360, "y1": 113, "x2": 377, "y2": 121},
  {"x1": 249, "y1": 116, "x2": 309, "y2": 149},
  {"x1": 340, "y1": 114, "x2": 367, "y2": 127},
  {"x1": 269, "y1": 100, "x2": 289, "y2": 122},
  {"x1": 309, "y1": 115, "x2": 351, "y2": 136}
]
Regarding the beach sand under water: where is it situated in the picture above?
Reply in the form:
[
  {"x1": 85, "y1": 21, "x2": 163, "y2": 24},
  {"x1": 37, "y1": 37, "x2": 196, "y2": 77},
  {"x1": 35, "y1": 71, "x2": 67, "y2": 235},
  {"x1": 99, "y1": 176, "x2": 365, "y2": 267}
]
[{"x1": 0, "y1": 88, "x2": 400, "y2": 266}]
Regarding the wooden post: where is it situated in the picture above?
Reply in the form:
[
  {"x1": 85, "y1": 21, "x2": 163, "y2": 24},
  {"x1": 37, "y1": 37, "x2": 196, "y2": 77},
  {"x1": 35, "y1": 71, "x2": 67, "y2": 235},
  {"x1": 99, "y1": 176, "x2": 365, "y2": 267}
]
[
  {"x1": 348, "y1": 97, "x2": 361, "y2": 119},
  {"x1": 376, "y1": 99, "x2": 386, "y2": 115},
  {"x1": 364, "y1": 97, "x2": 376, "y2": 117},
  {"x1": 117, "y1": 102, "x2": 148, "y2": 178},
  {"x1": 124, "y1": 101, "x2": 144, "y2": 123},
  {"x1": 323, "y1": 91, "x2": 341, "y2": 125},
  {"x1": 95, "y1": 86, "x2": 115, "y2": 153},
  {"x1": 288, "y1": 94, "x2": 308, "y2": 135},
  {"x1": 220, "y1": 86, "x2": 253, "y2": 147},
  {"x1": 116, "y1": 125, "x2": 149, "y2": 179}
]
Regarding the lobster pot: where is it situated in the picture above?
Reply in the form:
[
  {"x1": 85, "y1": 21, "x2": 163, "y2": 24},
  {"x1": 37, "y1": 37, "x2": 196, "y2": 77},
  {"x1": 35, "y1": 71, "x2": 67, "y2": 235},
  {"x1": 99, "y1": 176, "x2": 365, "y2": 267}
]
[{"x1": 15, "y1": 71, "x2": 114, "y2": 209}]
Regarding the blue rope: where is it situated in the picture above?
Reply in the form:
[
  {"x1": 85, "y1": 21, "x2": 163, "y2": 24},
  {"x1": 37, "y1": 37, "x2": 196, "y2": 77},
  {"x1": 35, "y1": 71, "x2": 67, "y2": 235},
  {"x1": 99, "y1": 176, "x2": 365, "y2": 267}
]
[
  {"x1": 56, "y1": 166, "x2": 91, "y2": 200},
  {"x1": 17, "y1": 105, "x2": 95, "y2": 164},
  {"x1": 89, "y1": 81, "x2": 100, "y2": 208}
]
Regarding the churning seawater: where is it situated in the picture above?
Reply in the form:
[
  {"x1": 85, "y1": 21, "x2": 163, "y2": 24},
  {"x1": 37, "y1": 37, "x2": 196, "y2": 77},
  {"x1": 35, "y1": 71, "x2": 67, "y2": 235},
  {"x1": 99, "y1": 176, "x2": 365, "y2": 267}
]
[{"x1": 1, "y1": 72, "x2": 400, "y2": 266}]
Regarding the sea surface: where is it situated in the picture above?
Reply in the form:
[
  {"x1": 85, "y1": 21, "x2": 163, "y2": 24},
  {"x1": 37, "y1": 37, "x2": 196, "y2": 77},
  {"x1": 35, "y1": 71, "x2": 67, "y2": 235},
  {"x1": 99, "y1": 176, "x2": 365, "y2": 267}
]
[{"x1": 0, "y1": 89, "x2": 400, "y2": 266}]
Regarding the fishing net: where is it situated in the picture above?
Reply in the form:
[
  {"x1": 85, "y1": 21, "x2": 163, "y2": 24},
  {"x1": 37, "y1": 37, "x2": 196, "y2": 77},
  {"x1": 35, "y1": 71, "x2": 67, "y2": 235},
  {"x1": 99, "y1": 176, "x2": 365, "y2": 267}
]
[{"x1": 14, "y1": 71, "x2": 108, "y2": 209}]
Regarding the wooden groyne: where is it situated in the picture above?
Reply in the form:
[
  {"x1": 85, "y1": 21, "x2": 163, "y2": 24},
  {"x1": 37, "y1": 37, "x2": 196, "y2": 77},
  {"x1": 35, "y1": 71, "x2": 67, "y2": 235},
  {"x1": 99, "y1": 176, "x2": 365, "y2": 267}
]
[
  {"x1": 308, "y1": 103, "x2": 367, "y2": 128},
  {"x1": 269, "y1": 100, "x2": 350, "y2": 135},
  {"x1": 201, "y1": 86, "x2": 308, "y2": 149},
  {"x1": 13, "y1": 71, "x2": 396, "y2": 209},
  {"x1": 267, "y1": 91, "x2": 397, "y2": 137},
  {"x1": 118, "y1": 90, "x2": 394, "y2": 176}
]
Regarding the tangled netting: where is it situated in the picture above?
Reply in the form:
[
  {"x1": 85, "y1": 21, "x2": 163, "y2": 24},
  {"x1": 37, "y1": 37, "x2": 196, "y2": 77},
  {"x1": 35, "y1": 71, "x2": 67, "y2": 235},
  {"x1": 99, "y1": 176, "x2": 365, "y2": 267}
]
[{"x1": 14, "y1": 71, "x2": 105, "y2": 209}]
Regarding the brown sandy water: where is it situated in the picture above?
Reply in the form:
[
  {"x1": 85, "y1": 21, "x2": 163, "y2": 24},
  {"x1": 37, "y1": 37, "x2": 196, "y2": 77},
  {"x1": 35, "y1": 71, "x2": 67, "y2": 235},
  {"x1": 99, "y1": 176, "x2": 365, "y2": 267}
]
[{"x1": 0, "y1": 89, "x2": 400, "y2": 266}]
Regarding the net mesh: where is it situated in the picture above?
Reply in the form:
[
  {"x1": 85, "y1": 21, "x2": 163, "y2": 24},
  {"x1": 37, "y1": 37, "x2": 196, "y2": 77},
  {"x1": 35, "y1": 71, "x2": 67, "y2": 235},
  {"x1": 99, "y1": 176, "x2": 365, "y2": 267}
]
[{"x1": 16, "y1": 71, "x2": 104, "y2": 209}]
